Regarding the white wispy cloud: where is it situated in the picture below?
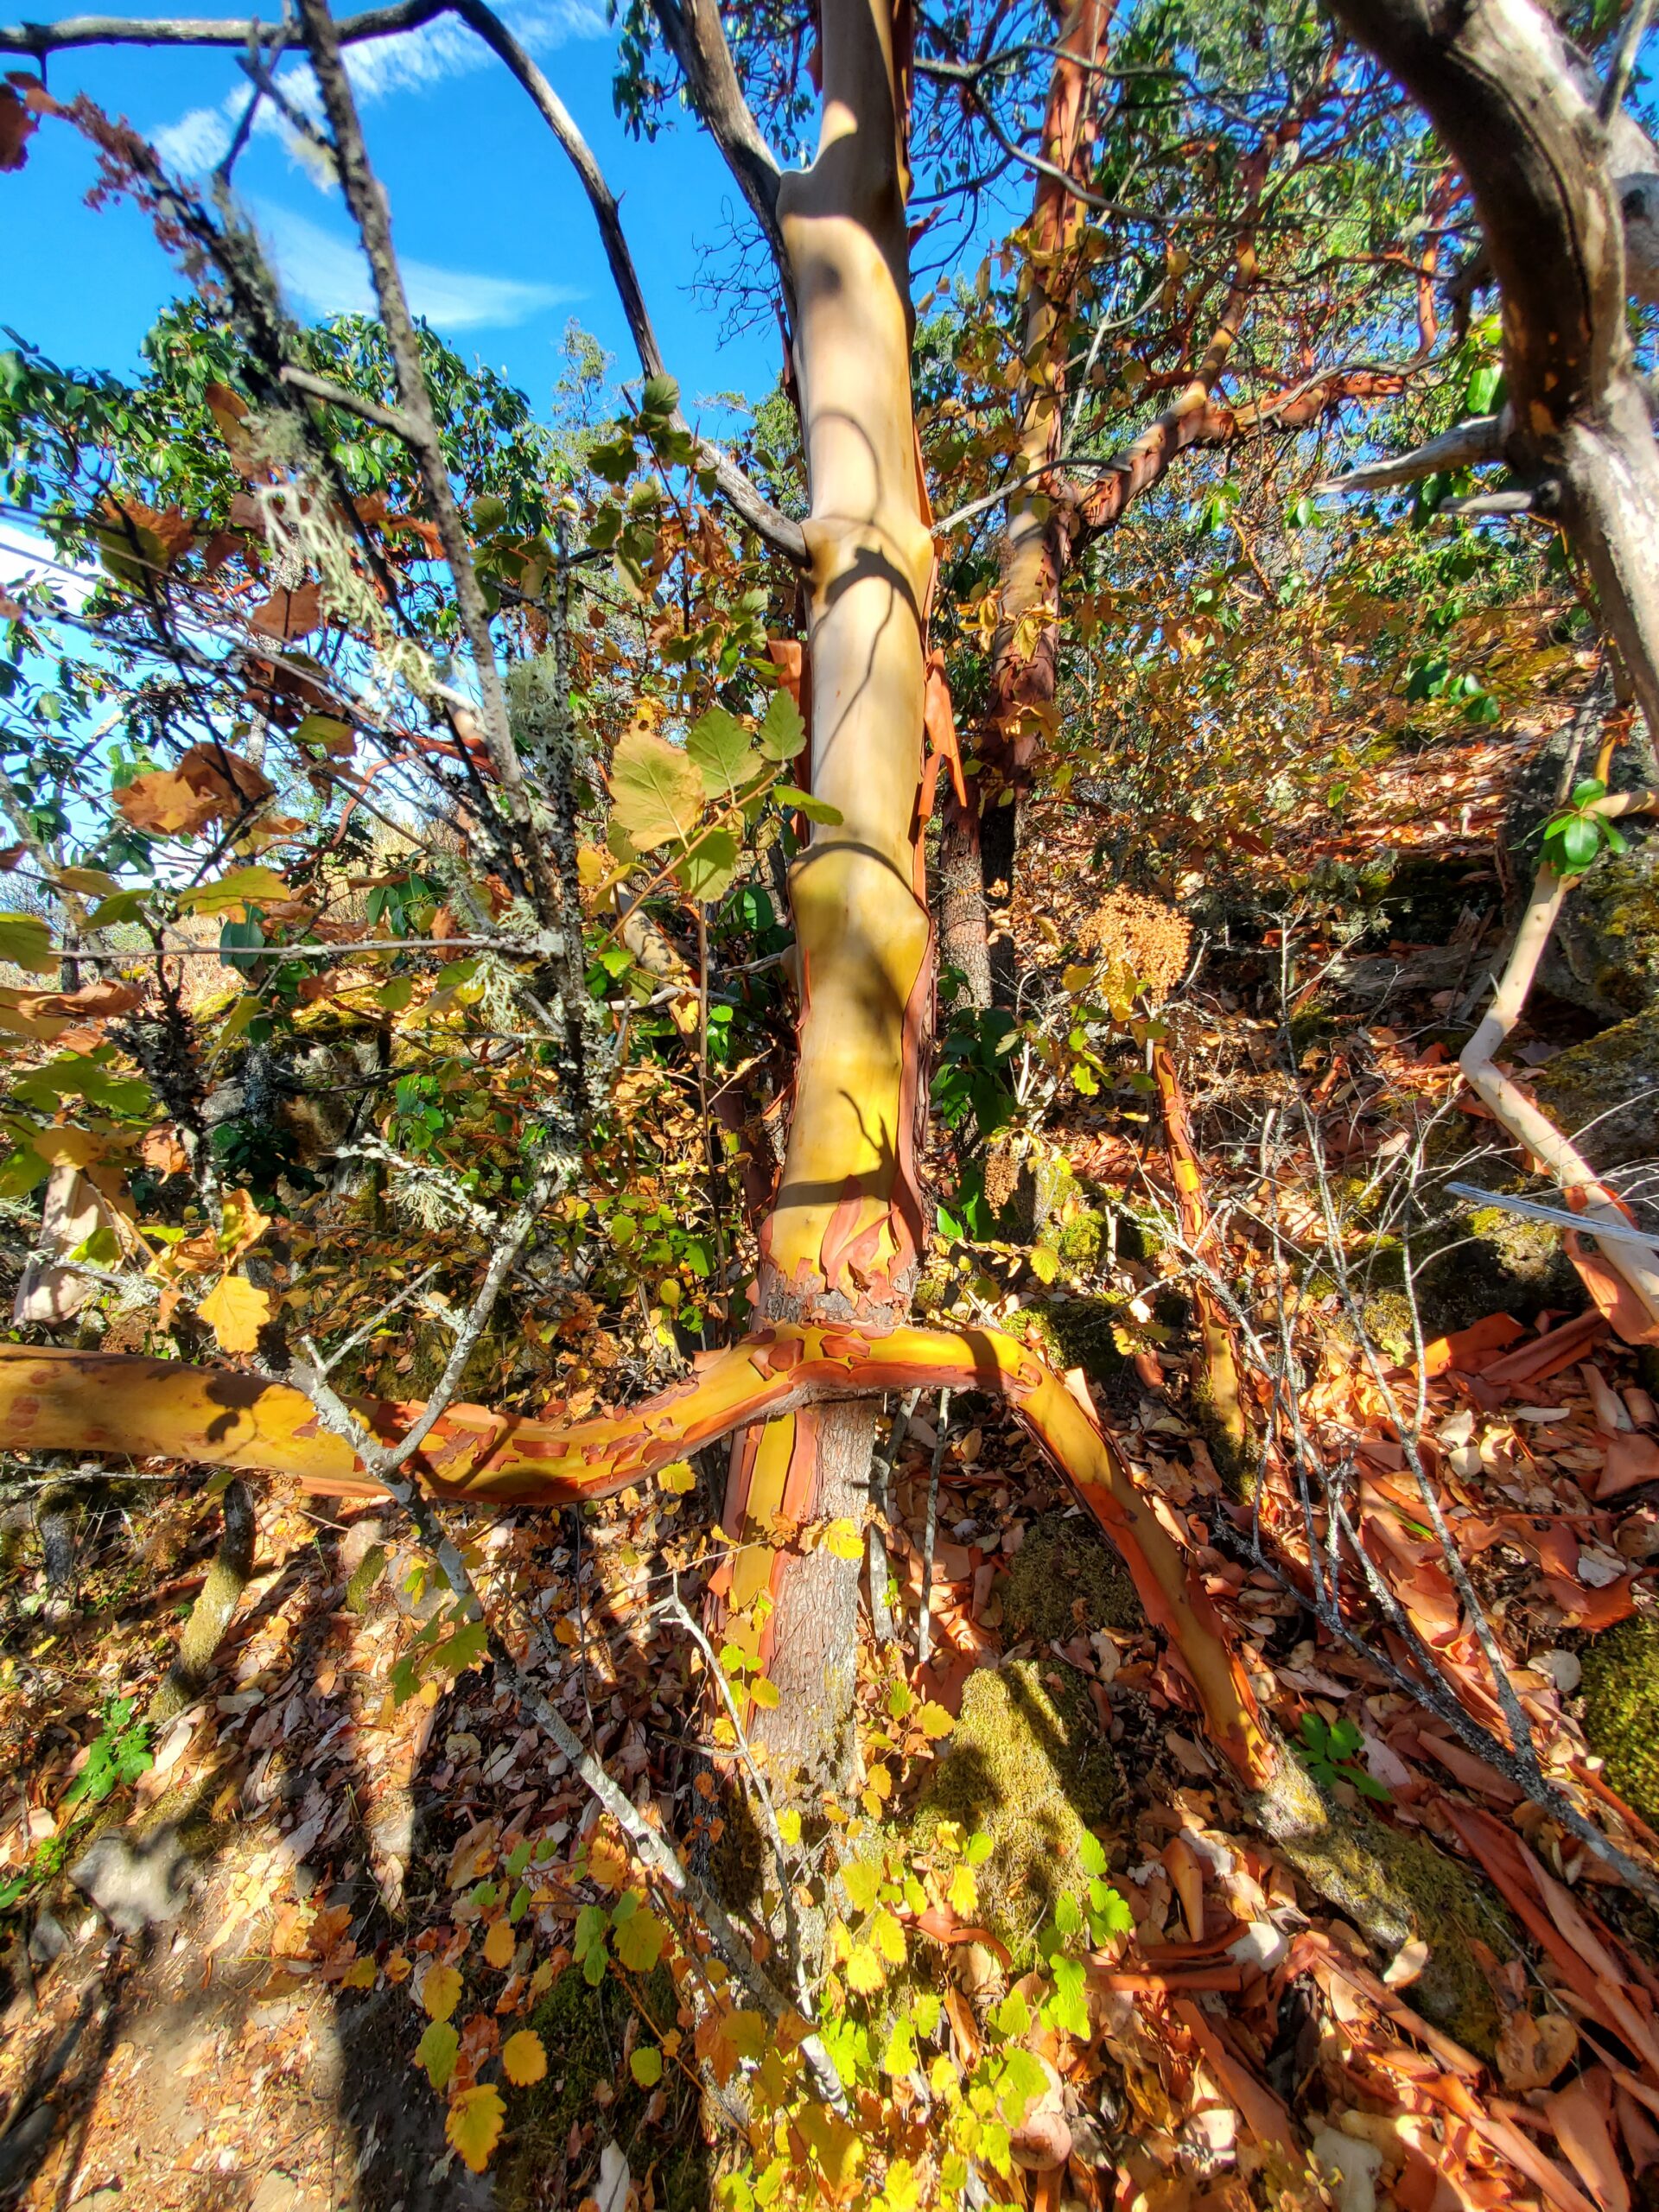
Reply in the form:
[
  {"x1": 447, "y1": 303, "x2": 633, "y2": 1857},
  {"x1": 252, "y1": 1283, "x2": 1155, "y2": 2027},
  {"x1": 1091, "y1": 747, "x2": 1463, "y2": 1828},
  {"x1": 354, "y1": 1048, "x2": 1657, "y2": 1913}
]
[
  {"x1": 151, "y1": 0, "x2": 605, "y2": 177},
  {"x1": 250, "y1": 200, "x2": 575, "y2": 331}
]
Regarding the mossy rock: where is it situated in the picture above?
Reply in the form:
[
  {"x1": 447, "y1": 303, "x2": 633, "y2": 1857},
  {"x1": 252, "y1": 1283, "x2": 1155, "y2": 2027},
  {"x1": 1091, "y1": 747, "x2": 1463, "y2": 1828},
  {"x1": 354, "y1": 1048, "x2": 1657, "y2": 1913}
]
[
  {"x1": 1544, "y1": 833, "x2": 1659, "y2": 1020},
  {"x1": 1024, "y1": 1295, "x2": 1130, "y2": 1391},
  {"x1": 1004, "y1": 1512, "x2": 1141, "y2": 1646},
  {"x1": 1531, "y1": 1009, "x2": 1659, "y2": 1170},
  {"x1": 1256, "y1": 1756, "x2": 1516, "y2": 2056},
  {"x1": 500, "y1": 1961, "x2": 708, "y2": 2212},
  {"x1": 1582, "y1": 1609, "x2": 1659, "y2": 1832},
  {"x1": 912, "y1": 1660, "x2": 1120, "y2": 1962},
  {"x1": 1413, "y1": 1204, "x2": 1584, "y2": 1337}
]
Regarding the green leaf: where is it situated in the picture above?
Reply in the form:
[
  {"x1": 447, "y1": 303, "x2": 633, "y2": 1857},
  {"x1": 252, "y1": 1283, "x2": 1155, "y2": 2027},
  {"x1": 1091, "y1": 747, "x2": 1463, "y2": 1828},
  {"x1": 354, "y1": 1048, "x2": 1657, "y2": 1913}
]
[
  {"x1": 1076, "y1": 1830, "x2": 1107, "y2": 1878},
  {"x1": 675, "y1": 828, "x2": 739, "y2": 904},
  {"x1": 86, "y1": 888, "x2": 150, "y2": 929},
  {"x1": 609, "y1": 728, "x2": 704, "y2": 852},
  {"x1": 630, "y1": 2044, "x2": 664, "y2": 2088},
  {"x1": 758, "y1": 690, "x2": 805, "y2": 762},
  {"x1": 639, "y1": 373, "x2": 680, "y2": 420},
  {"x1": 0, "y1": 912, "x2": 57, "y2": 975},
  {"x1": 429, "y1": 1620, "x2": 488, "y2": 1675},
  {"x1": 613, "y1": 1895, "x2": 667, "y2": 1973},
  {"x1": 686, "y1": 706, "x2": 759, "y2": 797},
  {"x1": 416, "y1": 2018, "x2": 460, "y2": 2091},
  {"x1": 178, "y1": 865, "x2": 289, "y2": 918},
  {"x1": 1569, "y1": 777, "x2": 1608, "y2": 806},
  {"x1": 774, "y1": 785, "x2": 843, "y2": 827},
  {"x1": 1042, "y1": 1956, "x2": 1091, "y2": 2040},
  {"x1": 1558, "y1": 814, "x2": 1601, "y2": 874}
]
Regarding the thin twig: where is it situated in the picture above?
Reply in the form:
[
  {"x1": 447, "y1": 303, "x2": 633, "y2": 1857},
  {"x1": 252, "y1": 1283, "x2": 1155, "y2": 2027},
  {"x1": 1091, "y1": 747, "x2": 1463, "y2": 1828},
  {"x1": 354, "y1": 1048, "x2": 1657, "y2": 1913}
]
[{"x1": 916, "y1": 1389, "x2": 950, "y2": 1669}]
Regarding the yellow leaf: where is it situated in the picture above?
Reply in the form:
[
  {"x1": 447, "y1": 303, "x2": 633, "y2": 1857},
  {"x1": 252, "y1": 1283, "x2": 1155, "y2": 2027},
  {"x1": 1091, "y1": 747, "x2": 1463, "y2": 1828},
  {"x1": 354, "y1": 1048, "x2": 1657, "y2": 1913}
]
[
  {"x1": 748, "y1": 1675, "x2": 779, "y2": 1710},
  {"x1": 872, "y1": 1907, "x2": 907, "y2": 1966},
  {"x1": 608, "y1": 727, "x2": 704, "y2": 851},
  {"x1": 587, "y1": 1834, "x2": 628, "y2": 1891},
  {"x1": 197, "y1": 1271, "x2": 271, "y2": 1352},
  {"x1": 483, "y1": 1919, "x2": 515, "y2": 1970},
  {"x1": 421, "y1": 1963, "x2": 463, "y2": 2021},
  {"x1": 844, "y1": 1943, "x2": 886, "y2": 1993},
  {"x1": 918, "y1": 1701, "x2": 955, "y2": 1741},
  {"x1": 865, "y1": 1763, "x2": 892, "y2": 1801},
  {"x1": 1062, "y1": 962, "x2": 1096, "y2": 995},
  {"x1": 445, "y1": 2082, "x2": 505, "y2": 2173},
  {"x1": 658, "y1": 1459, "x2": 696, "y2": 1494},
  {"x1": 501, "y1": 2029, "x2": 547, "y2": 2086},
  {"x1": 630, "y1": 2044, "x2": 663, "y2": 2088},
  {"x1": 712, "y1": 1716, "x2": 737, "y2": 1748},
  {"x1": 823, "y1": 1517, "x2": 864, "y2": 1561},
  {"x1": 777, "y1": 1808, "x2": 802, "y2": 1847},
  {"x1": 947, "y1": 1864, "x2": 978, "y2": 1917},
  {"x1": 342, "y1": 1955, "x2": 378, "y2": 1989}
]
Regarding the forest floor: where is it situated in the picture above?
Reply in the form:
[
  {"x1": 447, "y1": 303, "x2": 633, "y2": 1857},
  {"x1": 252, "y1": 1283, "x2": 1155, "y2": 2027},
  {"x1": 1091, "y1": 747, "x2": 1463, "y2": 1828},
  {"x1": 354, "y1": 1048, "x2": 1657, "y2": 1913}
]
[{"x1": 3, "y1": 709, "x2": 1659, "y2": 2212}]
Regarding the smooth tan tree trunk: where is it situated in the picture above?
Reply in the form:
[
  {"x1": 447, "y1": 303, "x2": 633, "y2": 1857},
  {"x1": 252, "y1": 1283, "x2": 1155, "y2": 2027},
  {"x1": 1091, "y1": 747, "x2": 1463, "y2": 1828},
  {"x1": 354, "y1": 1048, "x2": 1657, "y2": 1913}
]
[{"x1": 712, "y1": 0, "x2": 938, "y2": 1786}]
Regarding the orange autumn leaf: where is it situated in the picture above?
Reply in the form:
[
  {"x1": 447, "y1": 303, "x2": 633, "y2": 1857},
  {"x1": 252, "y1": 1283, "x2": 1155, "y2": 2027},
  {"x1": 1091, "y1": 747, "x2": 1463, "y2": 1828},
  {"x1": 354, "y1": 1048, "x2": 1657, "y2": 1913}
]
[
  {"x1": 115, "y1": 745, "x2": 274, "y2": 837},
  {"x1": 482, "y1": 1920, "x2": 515, "y2": 1970}
]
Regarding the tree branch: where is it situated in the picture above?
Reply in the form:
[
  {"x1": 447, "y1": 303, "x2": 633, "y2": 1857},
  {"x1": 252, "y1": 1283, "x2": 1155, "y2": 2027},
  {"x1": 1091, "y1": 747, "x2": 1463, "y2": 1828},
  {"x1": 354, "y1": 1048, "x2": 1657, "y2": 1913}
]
[
  {"x1": 292, "y1": 0, "x2": 566, "y2": 929},
  {"x1": 646, "y1": 0, "x2": 785, "y2": 272},
  {"x1": 446, "y1": 0, "x2": 805, "y2": 563},
  {"x1": 0, "y1": 0, "x2": 446, "y2": 56},
  {"x1": 1319, "y1": 410, "x2": 1504, "y2": 493},
  {"x1": 277, "y1": 362, "x2": 425, "y2": 442}
]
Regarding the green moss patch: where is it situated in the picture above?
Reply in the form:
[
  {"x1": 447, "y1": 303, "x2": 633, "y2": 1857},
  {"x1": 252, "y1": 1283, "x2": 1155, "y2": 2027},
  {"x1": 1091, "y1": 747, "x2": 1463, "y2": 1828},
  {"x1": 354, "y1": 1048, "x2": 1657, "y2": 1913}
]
[
  {"x1": 1583, "y1": 1609, "x2": 1659, "y2": 1833},
  {"x1": 912, "y1": 1660, "x2": 1119, "y2": 1963},
  {"x1": 1259, "y1": 1757, "x2": 1516, "y2": 2056},
  {"x1": 1004, "y1": 1512, "x2": 1141, "y2": 1646},
  {"x1": 1024, "y1": 1297, "x2": 1130, "y2": 1391}
]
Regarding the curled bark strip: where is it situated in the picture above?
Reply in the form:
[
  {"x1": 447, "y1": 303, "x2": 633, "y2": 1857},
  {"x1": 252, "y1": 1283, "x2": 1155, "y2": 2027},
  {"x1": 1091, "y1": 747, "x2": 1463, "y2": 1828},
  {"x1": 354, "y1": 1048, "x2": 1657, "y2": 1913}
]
[{"x1": 0, "y1": 1322, "x2": 1270, "y2": 1783}]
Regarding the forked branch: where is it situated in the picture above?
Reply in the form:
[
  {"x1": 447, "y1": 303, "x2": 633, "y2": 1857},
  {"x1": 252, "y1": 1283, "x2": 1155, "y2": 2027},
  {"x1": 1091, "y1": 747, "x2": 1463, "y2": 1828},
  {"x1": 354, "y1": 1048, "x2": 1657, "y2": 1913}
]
[{"x1": 0, "y1": 1320, "x2": 1272, "y2": 1783}]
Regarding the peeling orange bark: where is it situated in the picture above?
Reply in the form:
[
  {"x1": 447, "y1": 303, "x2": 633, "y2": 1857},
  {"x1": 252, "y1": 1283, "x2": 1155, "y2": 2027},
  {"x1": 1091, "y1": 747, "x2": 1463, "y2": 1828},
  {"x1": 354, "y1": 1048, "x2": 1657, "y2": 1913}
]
[{"x1": 0, "y1": 1329, "x2": 1269, "y2": 1783}]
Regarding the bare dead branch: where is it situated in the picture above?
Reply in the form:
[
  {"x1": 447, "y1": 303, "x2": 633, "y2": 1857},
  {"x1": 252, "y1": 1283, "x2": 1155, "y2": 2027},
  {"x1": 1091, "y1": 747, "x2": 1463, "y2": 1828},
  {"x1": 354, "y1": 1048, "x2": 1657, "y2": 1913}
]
[
  {"x1": 1319, "y1": 410, "x2": 1504, "y2": 493},
  {"x1": 446, "y1": 0, "x2": 805, "y2": 563}
]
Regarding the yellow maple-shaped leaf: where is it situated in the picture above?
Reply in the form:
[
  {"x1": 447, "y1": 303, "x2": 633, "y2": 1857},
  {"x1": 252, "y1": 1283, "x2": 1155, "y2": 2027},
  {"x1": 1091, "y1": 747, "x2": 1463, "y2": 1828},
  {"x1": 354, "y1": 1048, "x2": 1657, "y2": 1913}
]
[
  {"x1": 420, "y1": 1962, "x2": 463, "y2": 2021},
  {"x1": 918, "y1": 1700, "x2": 955, "y2": 1741},
  {"x1": 501, "y1": 2029, "x2": 547, "y2": 2087},
  {"x1": 844, "y1": 1942, "x2": 886, "y2": 1993},
  {"x1": 872, "y1": 1908, "x2": 907, "y2": 1967},
  {"x1": 445, "y1": 2082, "x2": 505, "y2": 2173},
  {"x1": 658, "y1": 1459, "x2": 696, "y2": 1495},
  {"x1": 482, "y1": 1920, "x2": 515, "y2": 1970},
  {"x1": 341, "y1": 1955, "x2": 378, "y2": 1989},
  {"x1": 197, "y1": 1270, "x2": 270, "y2": 1352}
]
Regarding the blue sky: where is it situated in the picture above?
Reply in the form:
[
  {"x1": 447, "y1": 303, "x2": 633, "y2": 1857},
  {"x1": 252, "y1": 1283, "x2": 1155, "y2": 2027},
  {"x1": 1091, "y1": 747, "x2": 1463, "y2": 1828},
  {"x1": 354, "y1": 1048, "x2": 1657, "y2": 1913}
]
[{"x1": 2, "y1": 0, "x2": 781, "y2": 427}]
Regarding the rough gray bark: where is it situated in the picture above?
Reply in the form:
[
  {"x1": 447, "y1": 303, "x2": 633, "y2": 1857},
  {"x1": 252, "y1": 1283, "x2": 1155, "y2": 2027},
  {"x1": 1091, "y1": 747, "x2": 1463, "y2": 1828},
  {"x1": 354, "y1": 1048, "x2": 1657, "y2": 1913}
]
[{"x1": 147, "y1": 1478, "x2": 255, "y2": 1723}]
